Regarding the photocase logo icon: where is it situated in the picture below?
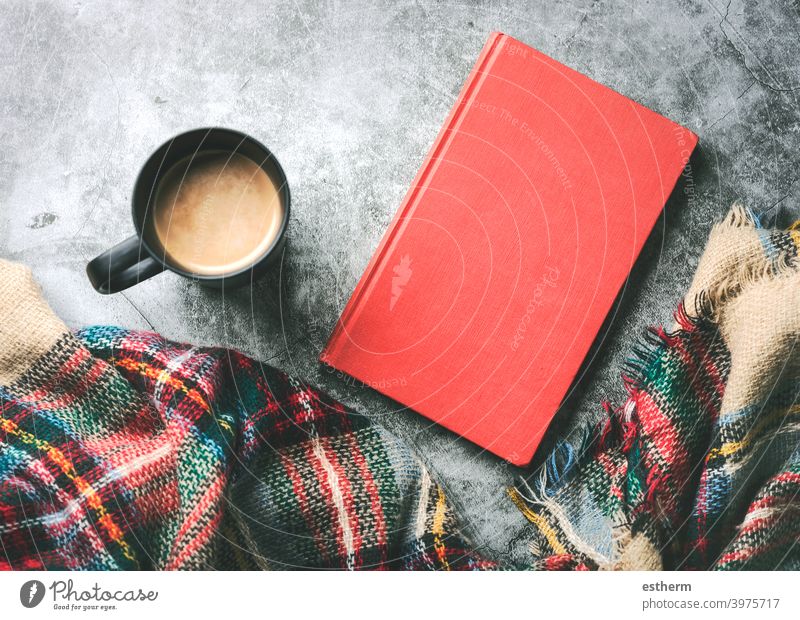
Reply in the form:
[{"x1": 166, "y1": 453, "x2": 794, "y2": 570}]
[
  {"x1": 390, "y1": 254, "x2": 413, "y2": 311},
  {"x1": 20, "y1": 580, "x2": 45, "y2": 608}
]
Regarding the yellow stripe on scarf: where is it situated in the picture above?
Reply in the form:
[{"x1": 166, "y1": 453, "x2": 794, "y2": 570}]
[
  {"x1": 0, "y1": 416, "x2": 137, "y2": 564},
  {"x1": 112, "y1": 357, "x2": 210, "y2": 411},
  {"x1": 507, "y1": 487, "x2": 567, "y2": 555},
  {"x1": 432, "y1": 486, "x2": 451, "y2": 570},
  {"x1": 709, "y1": 404, "x2": 800, "y2": 461},
  {"x1": 788, "y1": 219, "x2": 800, "y2": 251},
  {"x1": 111, "y1": 357, "x2": 232, "y2": 433}
]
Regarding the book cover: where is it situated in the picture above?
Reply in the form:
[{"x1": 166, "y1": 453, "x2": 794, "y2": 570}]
[{"x1": 321, "y1": 32, "x2": 698, "y2": 466}]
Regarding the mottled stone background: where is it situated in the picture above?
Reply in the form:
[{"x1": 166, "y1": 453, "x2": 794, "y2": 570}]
[{"x1": 1, "y1": 0, "x2": 798, "y2": 565}]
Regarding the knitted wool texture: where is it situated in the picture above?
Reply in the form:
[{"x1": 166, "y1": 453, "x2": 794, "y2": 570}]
[
  {"x1": 0, "y1": 261, "x2": 494, "y2": 570},
  {"x1": 511, "y1": 206, "x2": 800, "y2": 570},
  {"x1": 4, "y1": 205, "x2": 798, "y2": 571}
]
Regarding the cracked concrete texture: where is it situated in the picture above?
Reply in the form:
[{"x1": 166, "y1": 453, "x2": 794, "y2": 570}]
[{"x1": 1, "y1": 0, "x2": 798, "y2": 565}]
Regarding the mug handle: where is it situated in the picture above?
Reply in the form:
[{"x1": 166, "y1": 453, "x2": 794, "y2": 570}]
[{"x1": 86, "y1": 235, "x2": 165, "y2": 294}]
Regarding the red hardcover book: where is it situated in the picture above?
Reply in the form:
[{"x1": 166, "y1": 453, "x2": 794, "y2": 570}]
[{"x1": 321, "y1": 32, "x2": 697, "y2": 465}]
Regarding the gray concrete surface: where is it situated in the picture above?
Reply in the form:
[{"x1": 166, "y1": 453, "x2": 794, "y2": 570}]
[{"x1": 1, "y1": 0, "x2": 799, "y2": 565}]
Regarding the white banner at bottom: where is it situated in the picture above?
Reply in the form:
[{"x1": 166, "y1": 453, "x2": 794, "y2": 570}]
[{"x1": 0, "y1": 570, "x2": 796, "y2": 619}]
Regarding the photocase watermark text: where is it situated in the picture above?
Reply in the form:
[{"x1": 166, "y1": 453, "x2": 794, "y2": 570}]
[
  {"x1": 20, "y1": 578, "x2": 159, "y2": 613},
  {"x1": 510, "y1": 265, "x2": 560, "y2": 351}
]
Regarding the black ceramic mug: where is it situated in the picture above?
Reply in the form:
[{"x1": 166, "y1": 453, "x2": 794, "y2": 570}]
[{"x1": 86, "y1": 127, "x2": 291, "y2": 294}]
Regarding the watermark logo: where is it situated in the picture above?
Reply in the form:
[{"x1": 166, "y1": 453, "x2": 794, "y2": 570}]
[
  {"x1": 510, "y1": 265, "x2": 560, "y2": 351},
  {"x1": 20, "y1": 580, "x2": 45, "y2": 608},
  {"x1": 16, "y1": 579, "x2": 158, "y2": 613},
  {"x1": 390, "y1": 254, "x2": 413, "y2": 311}
]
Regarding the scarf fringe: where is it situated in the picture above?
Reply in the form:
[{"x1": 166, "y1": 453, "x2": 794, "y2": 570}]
[{"x1": 512, "y1": 203, "x2": 800, "y2": 570}]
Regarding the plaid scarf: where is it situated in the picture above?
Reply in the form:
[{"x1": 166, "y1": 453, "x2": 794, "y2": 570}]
[
  {"x1": 511, "y1": 206, "x2": 800, "y2": 570},
  {"x1": 3, "y1": 205, "x2": 797, "y2": 571},
  {"x1": 0, "y1": 261, "x2": 494, "y2": 570}
]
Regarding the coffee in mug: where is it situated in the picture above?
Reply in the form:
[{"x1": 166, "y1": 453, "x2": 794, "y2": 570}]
[
  {"x1": 86, "y1": 128, "x2": 290, "y2": 294},
  {"x1": 147, "y1": 151, "x2": 285, "y2": 276}
]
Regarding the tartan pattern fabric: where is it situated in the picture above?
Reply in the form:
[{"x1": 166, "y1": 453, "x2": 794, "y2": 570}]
[
  {"x1": 0, "y1": 318, "x2": 494, "y2": 570},
  {"x1": 511, "y1": 206, "x2": 800, "y2": 570},
  {"x1": 3, "y1": 204, "x2": 799, "y2": 572}
]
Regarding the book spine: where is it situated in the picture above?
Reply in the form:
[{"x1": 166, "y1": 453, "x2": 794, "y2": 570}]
[{"x1": 321, "y1": 32, "x2": 507, "y2": 363}]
